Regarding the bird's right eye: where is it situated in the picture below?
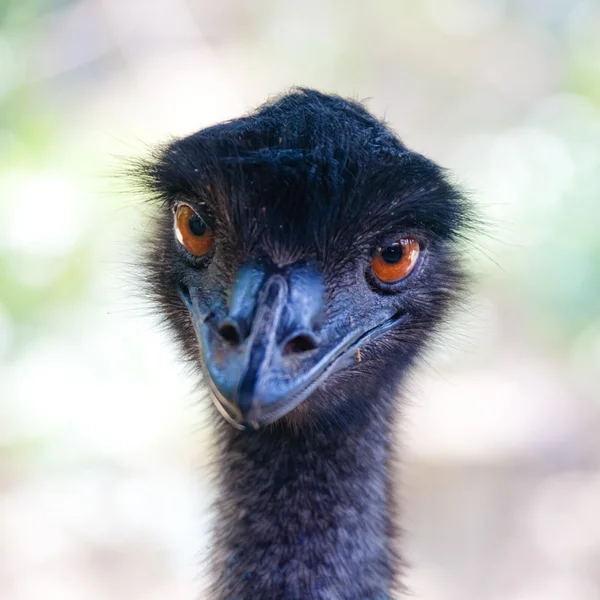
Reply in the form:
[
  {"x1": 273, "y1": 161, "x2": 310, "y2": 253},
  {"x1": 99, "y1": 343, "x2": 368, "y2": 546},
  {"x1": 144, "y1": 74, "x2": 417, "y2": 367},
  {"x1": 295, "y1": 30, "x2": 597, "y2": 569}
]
[
  {"x1": 174, "y1": 204, "x2": 215, "y2": 257},
  {"x1": 371, "y1": 237, "x2": 420, "y2": 284}
]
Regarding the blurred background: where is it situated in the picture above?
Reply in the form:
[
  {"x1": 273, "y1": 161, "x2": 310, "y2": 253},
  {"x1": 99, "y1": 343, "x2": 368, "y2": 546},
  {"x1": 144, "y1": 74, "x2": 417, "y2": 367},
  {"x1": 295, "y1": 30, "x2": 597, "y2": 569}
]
[{"x1": 1, "y1": 0, "x2": 599, "y2": 598}]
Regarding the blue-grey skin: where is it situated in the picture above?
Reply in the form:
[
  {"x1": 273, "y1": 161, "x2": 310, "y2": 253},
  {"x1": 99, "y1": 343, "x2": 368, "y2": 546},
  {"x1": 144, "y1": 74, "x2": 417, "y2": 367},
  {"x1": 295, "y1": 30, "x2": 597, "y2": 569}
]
[{"x1": 138, "y1": 88, "x2": 473, "y2": 599}]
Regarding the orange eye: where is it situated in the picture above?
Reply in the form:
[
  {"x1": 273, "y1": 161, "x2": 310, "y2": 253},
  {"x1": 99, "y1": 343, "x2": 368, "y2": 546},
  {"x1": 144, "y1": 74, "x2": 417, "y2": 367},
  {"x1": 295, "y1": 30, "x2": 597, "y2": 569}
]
[
  {"x1": 371, "y1": 238, "x2": 420, "y2": 283},
  {"x1": 174, "y1": 204, "x2": 215, "y2": 257}
]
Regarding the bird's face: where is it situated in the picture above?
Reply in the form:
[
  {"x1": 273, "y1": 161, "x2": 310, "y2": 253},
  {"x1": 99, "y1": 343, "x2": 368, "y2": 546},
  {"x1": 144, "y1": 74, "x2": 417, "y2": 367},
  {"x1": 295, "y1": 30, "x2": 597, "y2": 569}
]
[
  {"x1": 174, "y1": 205, "x2": 425, "y2": 429},
  {"x1": 153, "y1": 189, "x2": 466, "y2": 431},
  {"x1": 142, "y1": 91, "x2": 470, "y2": 430}
]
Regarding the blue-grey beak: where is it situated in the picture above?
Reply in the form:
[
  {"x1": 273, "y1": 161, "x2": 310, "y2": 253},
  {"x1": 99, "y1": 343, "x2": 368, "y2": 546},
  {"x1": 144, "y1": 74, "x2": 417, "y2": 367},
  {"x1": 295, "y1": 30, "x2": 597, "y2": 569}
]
[{"x1": 182, "y1": 262, "x2": 403, "y2": 429}]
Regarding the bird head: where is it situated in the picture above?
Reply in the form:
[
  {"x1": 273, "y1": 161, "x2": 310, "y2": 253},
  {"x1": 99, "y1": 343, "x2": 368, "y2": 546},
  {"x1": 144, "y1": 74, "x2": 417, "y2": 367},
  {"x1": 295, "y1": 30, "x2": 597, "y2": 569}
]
[{"x1": 139, "y1": 89, "x2": 472, "y2": 430}]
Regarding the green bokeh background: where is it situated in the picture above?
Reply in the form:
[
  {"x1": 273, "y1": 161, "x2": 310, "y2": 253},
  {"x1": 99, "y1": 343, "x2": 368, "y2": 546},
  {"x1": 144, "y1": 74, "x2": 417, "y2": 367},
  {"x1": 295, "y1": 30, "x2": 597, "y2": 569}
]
[{"x1": 1, "y1": 1, "x2": 599, "y2": 598}]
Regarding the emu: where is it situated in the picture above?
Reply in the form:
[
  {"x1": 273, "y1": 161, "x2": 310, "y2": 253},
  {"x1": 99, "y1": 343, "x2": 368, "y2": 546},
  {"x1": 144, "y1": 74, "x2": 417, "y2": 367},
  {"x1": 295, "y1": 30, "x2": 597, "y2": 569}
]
[{"x1": 136, "y1": 89, "x2": 473, "y2": 599}]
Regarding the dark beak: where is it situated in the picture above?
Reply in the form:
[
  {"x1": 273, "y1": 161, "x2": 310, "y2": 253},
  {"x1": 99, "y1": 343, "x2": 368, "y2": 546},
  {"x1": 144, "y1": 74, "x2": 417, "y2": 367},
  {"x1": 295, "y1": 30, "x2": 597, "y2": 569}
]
[{"x1": 183, "y1": 262, "x2": 402, "y2": 429}]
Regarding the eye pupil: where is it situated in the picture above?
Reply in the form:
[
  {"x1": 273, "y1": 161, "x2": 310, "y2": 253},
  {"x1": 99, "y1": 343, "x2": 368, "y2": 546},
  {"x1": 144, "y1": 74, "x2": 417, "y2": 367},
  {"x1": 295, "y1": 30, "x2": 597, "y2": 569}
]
[
  {"x1": 174, "y1": 204, "x2": 215, "y2": 257},
  {"x1": 188, "y1": 214, "x2": 206, "y2": 236},
  {"x1": 381, "y1": 244, "x2": 402, "y2": 264},
  {"x1": 371, "y1": 237, "x2": 420, "y2": 284}
]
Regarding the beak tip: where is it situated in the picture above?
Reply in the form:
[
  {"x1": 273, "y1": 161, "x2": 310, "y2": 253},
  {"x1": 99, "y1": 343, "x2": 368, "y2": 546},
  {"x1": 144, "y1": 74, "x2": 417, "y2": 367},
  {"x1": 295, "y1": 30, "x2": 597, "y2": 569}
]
[{"x1": 208, "y1": 377, "x2": 267, "y2": 430}]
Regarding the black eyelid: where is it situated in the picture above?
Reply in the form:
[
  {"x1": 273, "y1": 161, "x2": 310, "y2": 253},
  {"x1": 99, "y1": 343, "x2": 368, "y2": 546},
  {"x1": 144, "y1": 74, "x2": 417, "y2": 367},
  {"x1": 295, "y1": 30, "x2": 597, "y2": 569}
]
[
  {"x1": 173, "y1": 200, "x2": 215, "y2": 229},
  {"x1": 372, "y1": 232, "x2": 427, "y2": 256}
]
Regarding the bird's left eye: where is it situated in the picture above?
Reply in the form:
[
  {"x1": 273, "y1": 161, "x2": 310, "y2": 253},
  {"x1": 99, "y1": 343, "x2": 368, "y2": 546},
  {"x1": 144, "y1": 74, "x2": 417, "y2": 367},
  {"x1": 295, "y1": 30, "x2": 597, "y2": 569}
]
[
  {"x1": 371, "y1": 238, "x2": 420, "y2": 283},
  {"x1": 174, "y1": 204, "x2": 215, "y2": 257}
]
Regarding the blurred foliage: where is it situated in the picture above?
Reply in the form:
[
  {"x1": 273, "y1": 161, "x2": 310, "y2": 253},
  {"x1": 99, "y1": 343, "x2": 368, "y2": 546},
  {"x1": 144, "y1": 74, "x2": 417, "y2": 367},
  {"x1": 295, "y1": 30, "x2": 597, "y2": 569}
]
[
  {"x1": 0, "y1": 0, "x2": 92, "y2": 358},
  {"x1": 0, "y1": 2, "x2": 599, "y2": 599}
]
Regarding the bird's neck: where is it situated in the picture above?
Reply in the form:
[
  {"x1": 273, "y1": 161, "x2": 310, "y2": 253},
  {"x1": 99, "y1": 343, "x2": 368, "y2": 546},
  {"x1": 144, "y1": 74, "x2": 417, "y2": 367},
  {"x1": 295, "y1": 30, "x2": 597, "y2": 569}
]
[{"x1": 210, "y1": 397, "x2": 399, "y2": 600}]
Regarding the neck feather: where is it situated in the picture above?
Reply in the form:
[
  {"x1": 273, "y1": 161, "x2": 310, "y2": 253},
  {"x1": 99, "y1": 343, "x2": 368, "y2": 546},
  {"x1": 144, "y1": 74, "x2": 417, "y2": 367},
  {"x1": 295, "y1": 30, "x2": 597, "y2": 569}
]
[{"x1": 209, "y1": 394, "x2": 400, "y2": 600}]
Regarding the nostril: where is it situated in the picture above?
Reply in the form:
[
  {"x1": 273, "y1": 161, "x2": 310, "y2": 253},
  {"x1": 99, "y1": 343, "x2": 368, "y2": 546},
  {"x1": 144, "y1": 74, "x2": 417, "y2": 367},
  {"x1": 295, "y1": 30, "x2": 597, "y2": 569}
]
[
  {"x1": 218, "y1": 319, "x2": 243, "y2": 345},
  {"x1": 283, "y1": 332, "x2": 318, "y2": 356}
]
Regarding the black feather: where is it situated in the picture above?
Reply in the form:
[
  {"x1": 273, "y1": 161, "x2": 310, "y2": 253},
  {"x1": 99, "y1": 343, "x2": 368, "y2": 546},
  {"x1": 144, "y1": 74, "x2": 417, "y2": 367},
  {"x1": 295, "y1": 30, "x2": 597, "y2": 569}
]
[{"x1": 132, "y1": 87, "x2": 476, "y2": 600}]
